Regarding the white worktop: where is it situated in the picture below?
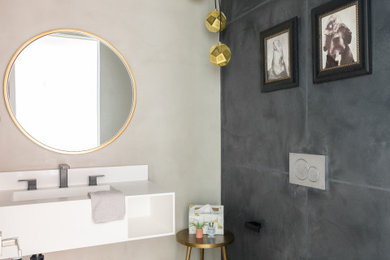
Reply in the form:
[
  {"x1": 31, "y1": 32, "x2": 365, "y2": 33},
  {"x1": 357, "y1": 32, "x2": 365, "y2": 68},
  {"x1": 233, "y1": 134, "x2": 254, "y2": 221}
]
[{"x1": 0, "y1": 180, "x2": 171, "y2": 207}]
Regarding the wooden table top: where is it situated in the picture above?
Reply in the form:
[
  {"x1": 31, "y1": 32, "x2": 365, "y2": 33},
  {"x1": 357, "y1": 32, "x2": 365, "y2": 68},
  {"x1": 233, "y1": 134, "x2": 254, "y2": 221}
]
[{"x1": 176, "y1": 229, "x2": 234, "y2": 249}]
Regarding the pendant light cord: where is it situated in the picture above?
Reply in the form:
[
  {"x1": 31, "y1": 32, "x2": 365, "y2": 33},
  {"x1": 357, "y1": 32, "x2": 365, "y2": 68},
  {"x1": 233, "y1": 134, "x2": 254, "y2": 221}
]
[
  {"x1": 214, "y1": 0, "x2": 222, "y2": 34},
  {"x1": 219, "y1": 0, "x2": 222, "y2": 34}
]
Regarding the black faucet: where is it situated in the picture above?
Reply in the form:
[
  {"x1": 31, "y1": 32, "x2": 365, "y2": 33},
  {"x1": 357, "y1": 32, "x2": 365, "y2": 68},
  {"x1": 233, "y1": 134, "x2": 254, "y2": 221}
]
[{"x1": 59, "y1": 164, "x2": 70, "y2": 188}]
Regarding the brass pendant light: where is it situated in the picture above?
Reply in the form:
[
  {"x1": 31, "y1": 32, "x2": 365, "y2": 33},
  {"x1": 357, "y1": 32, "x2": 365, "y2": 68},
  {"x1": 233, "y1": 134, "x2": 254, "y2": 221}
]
[
  {"x1": 209, "y1": 42, "x2": 231, "y2": 67},
  {"x1": 206, "y1": 10, "x2": 227, "y2": 33},
  {"x1": 207, "y1": 0, "x2": 231, "y2": 67}
]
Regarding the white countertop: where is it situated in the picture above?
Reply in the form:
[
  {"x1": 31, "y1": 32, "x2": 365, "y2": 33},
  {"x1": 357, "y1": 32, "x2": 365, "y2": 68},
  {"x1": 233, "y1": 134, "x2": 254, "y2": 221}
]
[{"x1": 0, "y1": 181, "x2": 172, "y2": 207}]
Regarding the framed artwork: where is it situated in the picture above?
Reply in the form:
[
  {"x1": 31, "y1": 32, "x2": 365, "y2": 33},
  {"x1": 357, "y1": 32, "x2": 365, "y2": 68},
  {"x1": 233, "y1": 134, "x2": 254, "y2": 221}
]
[
  {"x1": 312, "y1": 0, "x2": 371, "y2": 83},
  {"x1": 260, "y1": 17, "x2": 299, "y2": 93}
]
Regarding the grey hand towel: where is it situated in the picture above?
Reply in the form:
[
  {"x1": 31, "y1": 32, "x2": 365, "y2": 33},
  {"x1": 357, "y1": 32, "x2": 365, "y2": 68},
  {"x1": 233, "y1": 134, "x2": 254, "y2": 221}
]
[{"x1": 89, "y1": 188, "x2": 125, "y2": 223}]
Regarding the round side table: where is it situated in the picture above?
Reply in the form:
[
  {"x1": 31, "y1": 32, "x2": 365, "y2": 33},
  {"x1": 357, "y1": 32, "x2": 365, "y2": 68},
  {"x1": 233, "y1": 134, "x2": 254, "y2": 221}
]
[{"x1": 176, "y1": 229, "x2": 234, "y2": 260}]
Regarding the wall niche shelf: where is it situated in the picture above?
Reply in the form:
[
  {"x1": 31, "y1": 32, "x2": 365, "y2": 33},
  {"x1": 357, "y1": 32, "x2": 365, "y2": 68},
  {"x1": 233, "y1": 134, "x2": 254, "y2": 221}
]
[{"x1": 0, "y1": 165, "x2": 175, "y2": 259}]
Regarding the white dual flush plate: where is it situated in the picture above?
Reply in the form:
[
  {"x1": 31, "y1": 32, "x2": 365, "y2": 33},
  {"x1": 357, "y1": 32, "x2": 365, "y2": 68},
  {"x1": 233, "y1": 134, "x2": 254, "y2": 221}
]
[{"x1": 289, "y1": 153, "x2": 327, "y2": 190}]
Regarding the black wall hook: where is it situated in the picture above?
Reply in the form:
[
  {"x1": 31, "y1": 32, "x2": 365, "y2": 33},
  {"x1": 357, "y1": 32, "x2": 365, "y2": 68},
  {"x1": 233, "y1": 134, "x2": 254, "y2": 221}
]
[{"x1": 245, "y1": 221, "x2": 262, "y2": 233}]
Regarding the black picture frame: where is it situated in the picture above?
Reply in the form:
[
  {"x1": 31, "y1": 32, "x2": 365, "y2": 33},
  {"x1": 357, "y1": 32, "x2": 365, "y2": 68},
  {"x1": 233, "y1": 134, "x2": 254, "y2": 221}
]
[
  {"x1": 260, "y1": 17, "x2": 299, "y2": 93},
  {"x1": 312, "y1": 0, "x2": 371, "y2": 83}
]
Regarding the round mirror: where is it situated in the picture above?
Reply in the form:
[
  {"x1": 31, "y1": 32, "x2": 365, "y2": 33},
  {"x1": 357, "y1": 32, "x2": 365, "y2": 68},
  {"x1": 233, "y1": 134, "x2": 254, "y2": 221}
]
[{"x1": 3, "y1": 29, "x2": 136, "y2": 154}]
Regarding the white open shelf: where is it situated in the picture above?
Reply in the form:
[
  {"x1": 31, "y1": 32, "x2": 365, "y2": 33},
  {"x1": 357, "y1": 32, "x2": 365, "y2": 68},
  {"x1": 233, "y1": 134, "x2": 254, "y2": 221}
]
[{"x1": 127, "y1": 194, "x2": 175, "y2": 240}]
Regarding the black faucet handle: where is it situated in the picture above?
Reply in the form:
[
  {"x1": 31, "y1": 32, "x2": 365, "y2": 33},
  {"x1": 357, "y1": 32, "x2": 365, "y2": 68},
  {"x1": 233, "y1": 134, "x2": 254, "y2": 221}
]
[
  {"x1": 18, "y1": 179, "x2": 37, "y2": 190},
  {"x1": 88, "y1": 175, "x2": 105, "y2": 186},
  {"x1": 30, "y1": 254, "x2": 44, "y2": 260}
]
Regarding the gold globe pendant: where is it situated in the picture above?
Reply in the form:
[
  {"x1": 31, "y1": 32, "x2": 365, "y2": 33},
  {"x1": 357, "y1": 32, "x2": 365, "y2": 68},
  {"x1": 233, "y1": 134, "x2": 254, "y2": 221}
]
[
  {"x1": 206, "y1": 10, "x2": 227, "y2": 33},
  {"x1": 209, "y1": 42, "x2": 231, "y2": 67}
]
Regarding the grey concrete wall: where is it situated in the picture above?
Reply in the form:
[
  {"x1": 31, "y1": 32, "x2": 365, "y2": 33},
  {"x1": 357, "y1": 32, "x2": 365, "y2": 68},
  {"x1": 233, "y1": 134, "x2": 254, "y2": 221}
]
[
  {"x1": 0, "y1": 0, "x2": 221, "y2": 259},
  {"x1": 221, "y1": 0, "x2": 390, "y2": 259}
]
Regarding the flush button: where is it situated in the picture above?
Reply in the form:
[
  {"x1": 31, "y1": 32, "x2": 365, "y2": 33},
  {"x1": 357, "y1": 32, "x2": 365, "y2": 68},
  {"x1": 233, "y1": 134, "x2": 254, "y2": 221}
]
[
  {"x1": 289, "y1": 153, "x2": 327, "y2": 190},
  {"x1": 294, "y1": 159, "x2": 308, "y2": 180}
]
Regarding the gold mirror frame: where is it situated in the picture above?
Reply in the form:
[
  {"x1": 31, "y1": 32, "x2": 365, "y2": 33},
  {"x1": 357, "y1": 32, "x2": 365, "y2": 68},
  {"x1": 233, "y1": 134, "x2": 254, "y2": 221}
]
[{"x1": 3, "y1": 28, "x2": 137, "y2": 155}]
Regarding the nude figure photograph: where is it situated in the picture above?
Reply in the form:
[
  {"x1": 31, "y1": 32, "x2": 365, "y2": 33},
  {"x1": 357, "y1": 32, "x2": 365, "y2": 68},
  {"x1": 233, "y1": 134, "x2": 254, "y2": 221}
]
[{"x1": 265, "y1": 31, "x2": 290, "y2": 82}]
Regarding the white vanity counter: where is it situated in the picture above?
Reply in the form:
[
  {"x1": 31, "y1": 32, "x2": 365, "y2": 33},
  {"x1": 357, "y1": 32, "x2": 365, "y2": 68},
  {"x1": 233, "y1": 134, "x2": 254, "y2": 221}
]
[
  {"x1": 0, "y1": 165, "x2": 175, "y2": 259},
  {"x1": 0, "y1": 181, "x2": 171, "y2": 207}
]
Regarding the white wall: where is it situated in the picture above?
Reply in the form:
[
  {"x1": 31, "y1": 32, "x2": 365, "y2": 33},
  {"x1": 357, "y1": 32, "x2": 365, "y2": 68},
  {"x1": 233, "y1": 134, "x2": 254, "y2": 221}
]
[{"x1": 0, "y1": 0, "x2": 221, "y2": 259}]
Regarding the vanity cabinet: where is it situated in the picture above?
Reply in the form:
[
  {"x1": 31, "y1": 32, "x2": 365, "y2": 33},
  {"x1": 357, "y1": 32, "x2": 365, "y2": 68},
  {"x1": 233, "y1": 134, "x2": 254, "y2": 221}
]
[{"x1": 0, "y1": 165, "x2": 175, "y2": 259}]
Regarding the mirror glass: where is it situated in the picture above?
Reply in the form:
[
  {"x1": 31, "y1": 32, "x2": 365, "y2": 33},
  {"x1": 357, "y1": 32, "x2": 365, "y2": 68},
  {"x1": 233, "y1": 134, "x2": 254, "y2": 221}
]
[{"x1": 4, "y1": 29, "x2": 136, "y2": 154}]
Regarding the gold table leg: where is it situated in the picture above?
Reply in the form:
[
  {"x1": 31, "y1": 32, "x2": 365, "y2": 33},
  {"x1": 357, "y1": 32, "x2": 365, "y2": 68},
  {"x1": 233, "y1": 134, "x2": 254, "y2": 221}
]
[
  {"x1": 222, "y1": 246, "x2": 227, "y2": 260},
  {"x1": 185, "y1": 247, "x2": 192, "y2": 260},
  {"x1": 200, "y1": 248, "x2": 204, "y2": 260}
]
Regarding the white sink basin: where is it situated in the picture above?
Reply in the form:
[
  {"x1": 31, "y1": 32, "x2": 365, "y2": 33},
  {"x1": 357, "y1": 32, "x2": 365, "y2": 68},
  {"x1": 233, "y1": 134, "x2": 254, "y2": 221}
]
[{"x1": 13, "y1": 185, "x2": 111, "y2": 202}]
